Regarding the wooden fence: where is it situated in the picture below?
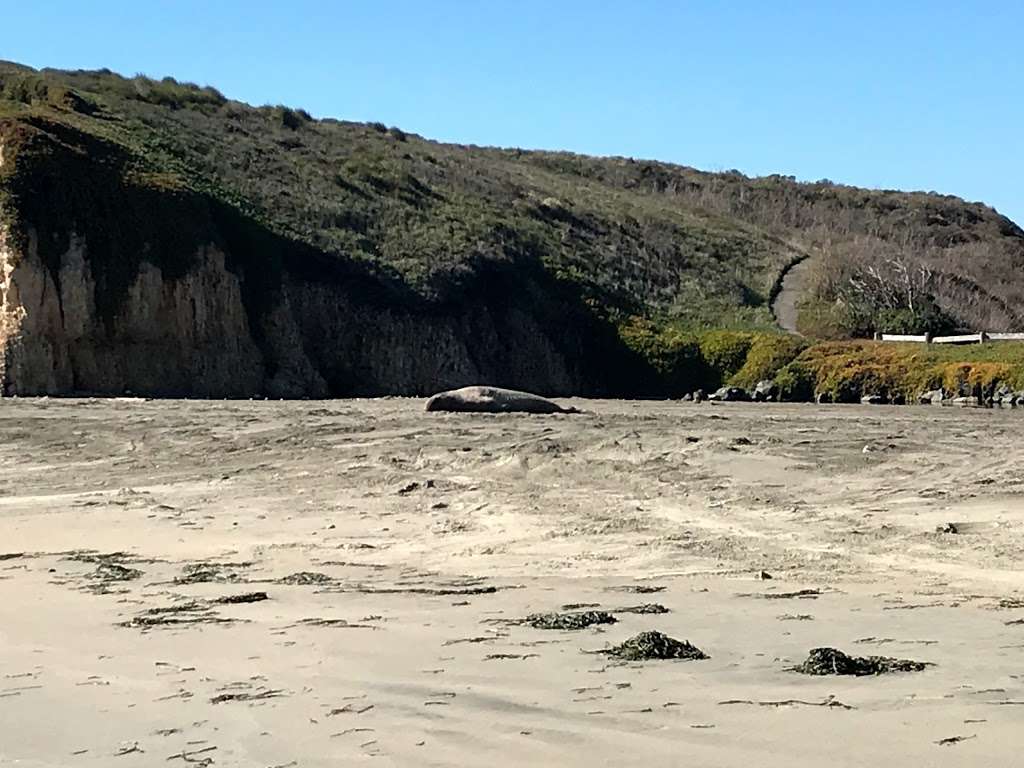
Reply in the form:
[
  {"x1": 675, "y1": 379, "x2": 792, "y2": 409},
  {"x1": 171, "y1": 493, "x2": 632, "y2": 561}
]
[{"x1": 877, "y1": 332, "x2": 1024, "y2": 345}]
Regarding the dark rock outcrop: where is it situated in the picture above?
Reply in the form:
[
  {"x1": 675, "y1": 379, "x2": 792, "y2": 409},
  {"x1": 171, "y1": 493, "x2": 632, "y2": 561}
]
[
  {"x1": 753, "y1": 379, "x2": 778, "y2": 402},
  {"x1": 708, "y1": 386, "x2": 750, "y2": 402}
]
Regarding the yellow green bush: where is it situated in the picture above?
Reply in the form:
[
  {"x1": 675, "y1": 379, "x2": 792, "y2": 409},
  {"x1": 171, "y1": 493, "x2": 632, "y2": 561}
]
[
  {"x1": 619, "y1": 316, "x2": 1024, "y2": 402},
  {"x1": 698, "y1": 331, "x2": 755, "y2": 385},
  {"x1": 730, "y1": 334, "x2": 808, "y2": 389},
  {"x1": 784, "y1": 342, "x2": 1024, "y2": 401},
  {"x1": 617, "y1": 316, "x2": 704, "y2": 395},
  {"x1": 618, "y1": 318, "x2": 808, "y2": 395}
]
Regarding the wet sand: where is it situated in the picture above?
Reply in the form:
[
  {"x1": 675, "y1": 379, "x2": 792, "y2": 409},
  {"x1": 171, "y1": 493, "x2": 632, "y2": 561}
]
[{"x1": 1, "y1": 397, "x2": 1022, "y2": 766}]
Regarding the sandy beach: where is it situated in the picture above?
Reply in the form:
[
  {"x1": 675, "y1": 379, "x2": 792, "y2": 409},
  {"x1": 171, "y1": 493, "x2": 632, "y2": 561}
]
[{"x1": 2, "y1": 397, "x2": 1023, "y2": 766}]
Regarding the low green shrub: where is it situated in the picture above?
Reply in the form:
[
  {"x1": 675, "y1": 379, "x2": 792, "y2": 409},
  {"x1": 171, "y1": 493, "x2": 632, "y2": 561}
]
[
  {"x1": 774, "y1": 360, "x2": 816, "y2": 401},
  {"x1": 698, "y1": 331, "x2": 755, "y2": 387},
  {"x1": 617, "y1": 316, "x2": 704, "y2": 396},
  {"x1": 730, "y1": 334, "x2": 808, "y2": 389},
  {"x1": 780, "y1": 341, "x2": 1024, "y2": 402},
  {"x1": 618, "y1": 319, "x2": 810, "y2": 396}
]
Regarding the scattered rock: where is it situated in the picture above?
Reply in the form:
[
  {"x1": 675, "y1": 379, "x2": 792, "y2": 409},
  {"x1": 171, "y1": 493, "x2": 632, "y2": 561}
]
[
  {"x1": 793, "y1": 647, "x2": 929, "y2": 676},
  {"x1": 758, "y1": 570, "x2": 773, "y2": 580},
  {"x1": 708, "y1": 386, "x2": 750, "y2": 402},
  {"x1": 527, "y1": 610, "x2": 617, "y2": 630},
  {"x1": 693, "y1": 389, "x2": 706, "y2": 403},
  {"x1": 602, "y1": 631, "x2": 708, "y2": 661},
  {"x1": 753, "y1": 380, "x2": 778, "y2": 402},
  {"x1": 861, "y1": 394, "x2": 886, "y2": 405},
  {"x1": 948, "y1": 396, "x2": 981, "y2": 408},
  {"x1": 918, "y1": 388, "x2": 945, "y2": 405},
  {"x1": 993, "y1": 386, "x2": 1014, "y2": 407},
  {"x1": 935, "y1": 522, "x2": 959, "y2": 534}
]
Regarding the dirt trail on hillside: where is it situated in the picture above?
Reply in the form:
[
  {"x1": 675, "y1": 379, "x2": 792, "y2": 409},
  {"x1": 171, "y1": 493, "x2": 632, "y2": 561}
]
[
  {"x1": 1, "y1": 397, "x2": 1023, "y2": 766},
  {"x1": 772, "y1": 258, "x2": 814, "y2": 334}
]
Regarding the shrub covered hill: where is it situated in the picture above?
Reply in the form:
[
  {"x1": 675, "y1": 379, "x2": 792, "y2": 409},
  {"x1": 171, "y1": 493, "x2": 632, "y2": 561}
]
[{"x1": 2, "y1": 61, "x2": 1023, "y2": 399}]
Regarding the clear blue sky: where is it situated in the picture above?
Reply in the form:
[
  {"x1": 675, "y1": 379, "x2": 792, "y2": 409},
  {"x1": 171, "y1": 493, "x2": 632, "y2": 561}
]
[{"x1": 7, "y1": 1, "x2": 1023, "y2": 224}]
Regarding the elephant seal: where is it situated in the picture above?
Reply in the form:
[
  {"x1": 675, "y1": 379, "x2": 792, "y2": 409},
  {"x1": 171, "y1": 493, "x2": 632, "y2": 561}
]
[{"x1": 425, "y1": 386, "x2": 580, "y2": 414}]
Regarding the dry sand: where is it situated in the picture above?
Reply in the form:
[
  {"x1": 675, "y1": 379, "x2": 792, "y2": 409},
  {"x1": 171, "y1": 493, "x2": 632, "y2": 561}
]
[{"x1": 1, "y1": 397, "x2": 1023, "y2": 766}]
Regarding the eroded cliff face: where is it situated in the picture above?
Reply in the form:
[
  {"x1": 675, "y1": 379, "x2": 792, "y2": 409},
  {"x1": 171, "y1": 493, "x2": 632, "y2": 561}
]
[
  {"x1": 0, "y1": 116, "x2": 599, "y2": 398},
  {"x1": 0, "y1": 222, "x2": 24, "y2": 394},
  {"x1": 0, "y1": 230, "x2": 267, "y2": 396},
  {"x1": 0, "y1": 227, "x2": 582, "y2": 398}
]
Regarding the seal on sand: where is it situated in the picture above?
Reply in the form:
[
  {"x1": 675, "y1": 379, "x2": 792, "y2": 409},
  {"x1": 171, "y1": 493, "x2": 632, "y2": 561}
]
[{"x1": 425, "y1": 386, "x2": 580, "y2": 414}]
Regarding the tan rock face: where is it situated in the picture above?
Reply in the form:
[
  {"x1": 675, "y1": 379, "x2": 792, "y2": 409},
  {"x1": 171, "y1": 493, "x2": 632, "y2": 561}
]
[
  {"x1": 0, "y1": 222, "x2": 25, "y2": 394},
  {"x1": 0, "y1": 230, "x2": 267, "y2": 396},
  {"x1": 0, "y1": 225, "x2": 578, "y2": 397}
]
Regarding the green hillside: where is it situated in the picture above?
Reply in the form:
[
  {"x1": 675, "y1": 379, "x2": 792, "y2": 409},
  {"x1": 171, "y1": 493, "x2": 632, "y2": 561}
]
[{"x1": 2, "y1": 61, "x2": 1023, "y2": 398}]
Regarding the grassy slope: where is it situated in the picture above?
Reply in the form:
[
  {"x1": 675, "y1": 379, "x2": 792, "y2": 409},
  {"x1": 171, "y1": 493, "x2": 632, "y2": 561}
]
[
  {"x1": 2, "y1": 61, "x2": 1024, "y2": 399},
  {"x1": 0, "y1": 61, "x2": 806, "y2": 330}
]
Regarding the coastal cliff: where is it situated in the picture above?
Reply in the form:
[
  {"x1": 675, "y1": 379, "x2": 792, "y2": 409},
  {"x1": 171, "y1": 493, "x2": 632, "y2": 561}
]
[
  {"x1": 0, "y1": 229, "x2": 264, "y2": 395},
  {"x1": 0, "y1": 106, "x2": 629, "y2": 397},
  {"x1": 2, "y1": 61, "x2": 1024, "y2": 399},
  {"x1": 0, "y1": 224, "x2": 607, "y2": 397}
]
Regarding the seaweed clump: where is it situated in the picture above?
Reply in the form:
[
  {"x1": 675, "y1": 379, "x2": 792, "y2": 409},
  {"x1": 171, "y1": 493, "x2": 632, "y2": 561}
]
[
  {"x1": 527, "y1": 610, "x2": 617, "y2": 630},
  {"x1": 794, "y1": 647, "x2": 929, "y2": 676},
  {"x1": 603, "y1": 631, "x2": 708, "y2": 661},
  {"x1": 278, "y1": 571, "x2": 334, "y2": 585},
  {"x1": 89, "y1": 562, "x2": 143, "y2": 582},
  {"x1": 613, "y1": 603, "x2": 669, "y2": 615},
  {"x1": 175, "y1": 562, "x2": 247, "y2": 584}
]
